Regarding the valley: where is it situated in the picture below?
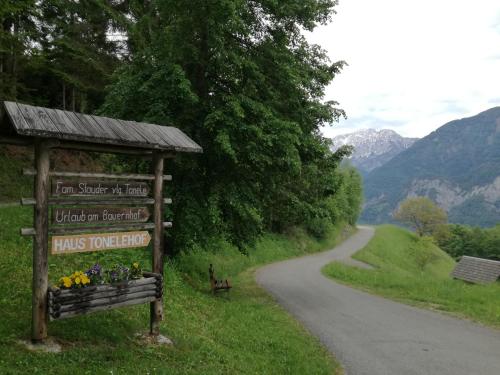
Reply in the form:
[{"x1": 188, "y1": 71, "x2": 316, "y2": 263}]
[{"x1": 334, "y1": 108, "x2": 500, "y2": 227}]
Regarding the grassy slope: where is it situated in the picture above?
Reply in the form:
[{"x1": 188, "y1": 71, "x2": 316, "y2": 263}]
[
  {"x1": 0, "y1": 146, "x2": 33, "y2": 203},
  {"x1": 0, "y1": 206, "x2": 349, "y2": 374},
  {"x1": 323, "y1": 225, "x2": 500, "y2": 328}
]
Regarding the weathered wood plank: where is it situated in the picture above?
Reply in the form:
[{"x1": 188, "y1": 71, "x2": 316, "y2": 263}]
[
  {"x1": 51, "y1": 275, "x2": 161, "y2": 298},
  {"x1": 18, "y1": 102, "x2": 59, "y2": 134},
  {"x1": 50, "y1": 296, "x2": 159, "y2": 321},
  {"x1": 50, "y1": 231, "x2": 152, "y2": 254},
  {"x1": 51, "y1": 207, "x2": 150, "y2": 225},
  {"x1": 50, "y1": 198, "x2": 155, "y2": 206},
  {"x1": 21, "y1": 228, "x2": 36, "y2": 236},
  {"x1": 24, "y1": 168, "x2": 172, "y2": 181},
  {"x1": 53, "y1": 290, "x2": 160, "y2": 313},
  {"x1": 150, "y1": 153, "x2": 165, "y2": 336},
  {"x1": 45, "y1": 108, "x2": 93, "y2": 138},
  {"x1": 21, "y1": 197, "x2": 172, "y2": 206},
  {"x1": 3, "y1": 101, "x2": 203, "y2": 153},
  {"x1": 22, "y1": 222, "x2": 172, "y2": 236},
  {"x1": 117, "y1": 119, "x2": 152, "y2": 145},
  {"x1": 51, "y1": 180, "x2": 150, "y2": 197},
  {"x1": 49, "y1": 223, "x2": 155, "y2": 235},
  {"x1": 32, "y1": 140, "x2": 50, "y2": 342},
  {"x1": 50, "y1": 284, "x2": 160, "y2": 305},
  {"x1": 4, "y1": 102, "x2": 32, "y2": 130}
]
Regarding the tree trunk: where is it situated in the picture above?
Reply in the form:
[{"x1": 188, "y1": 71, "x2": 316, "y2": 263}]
[{"x1": 62, "y1": 82, "x2": 66, "y2": 110}]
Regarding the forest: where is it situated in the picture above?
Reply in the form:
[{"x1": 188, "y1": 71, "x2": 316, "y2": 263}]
[{"x1": 0, "y1": 0, "x2": 362, "y2": 252}]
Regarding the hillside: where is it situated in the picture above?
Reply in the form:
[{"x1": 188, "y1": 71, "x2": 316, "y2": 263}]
[
  {"x1": 362, "y1": 107, "x2": 500, "y2": 226},
  {"x1": 332, "y1": 129, "x2": 417, "y2": 173},
  {"x1": 0, "y1": 206, "x2": 344, "y2": 373},
  {"x1": 323, "y1": 225, "x2": 500, "y2": 327}
]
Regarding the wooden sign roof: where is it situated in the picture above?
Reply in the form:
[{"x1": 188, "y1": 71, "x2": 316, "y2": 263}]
[
  {"x1": 1, "y1": 101, "x2": 202, "y2": 153},
  {"x1": 451, "y1": 256, "x2": 500, "y2": 284}
]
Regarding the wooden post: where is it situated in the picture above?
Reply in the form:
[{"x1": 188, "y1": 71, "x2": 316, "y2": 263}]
[
  {"x1": 32, "y1": 140, "x2": 50, "y2": 342},
  {"x1": 150, "y1": 153, "x2": 164, "y2": 335}
]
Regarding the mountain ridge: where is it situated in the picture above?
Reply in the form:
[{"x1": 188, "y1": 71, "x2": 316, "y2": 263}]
[
  {"x1": 332, "y1": 128, "x2": 418, "y2": 173},
  {"x1": 361, "y1": 106, "x2": 500, "y2": 227}
]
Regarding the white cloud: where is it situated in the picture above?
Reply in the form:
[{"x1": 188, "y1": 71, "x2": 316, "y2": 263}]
[{"x1": 308, "y1": 0, "x2": 500, "y2": 138}]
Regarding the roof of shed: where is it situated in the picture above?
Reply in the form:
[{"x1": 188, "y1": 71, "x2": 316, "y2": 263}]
[
  {"x1": 451, "y1": 256, "x2": 500, "y2": 284},
  {"x1": 1, "y1": 101, "x2": 202, "y2": 153}
]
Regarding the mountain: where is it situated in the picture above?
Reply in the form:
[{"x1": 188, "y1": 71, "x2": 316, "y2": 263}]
[
  {"x1": 332, "y1": 129, "x2": 418, "y2": 173},
  {"x1": 362, "y1": 107, "x2": 500, "y2": 227}
]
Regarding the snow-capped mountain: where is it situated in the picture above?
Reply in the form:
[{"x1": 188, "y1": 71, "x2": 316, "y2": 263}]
[{"x1": 331, "y1": 129, "x2": 418, "y2": 173}]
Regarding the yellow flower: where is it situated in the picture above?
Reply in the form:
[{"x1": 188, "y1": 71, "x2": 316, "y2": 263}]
[
  {"x1": 133, "y1": 262, "x2": 139, "y2": 268},
  {"x1": 75, "y1": 277, "x2": 81, "y2": 285},
  {"x1": 60, "y1": 276, "x2": 72, "y2": 288},
  {"x1": 81, "y1": 275, "x2": 90, "y2": 285}
]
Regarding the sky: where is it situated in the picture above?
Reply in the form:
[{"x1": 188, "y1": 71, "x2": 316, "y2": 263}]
[{"x1": 307, "y1": 0, "x2": 500, "y2": 139}]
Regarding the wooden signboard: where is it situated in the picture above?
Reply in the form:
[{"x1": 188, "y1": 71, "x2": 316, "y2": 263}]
[
  {"x1": 52, "y1": 180, "x2": 150, "y2": 197},
  {"x1": 51, "y1": 231, "x2": 151, "y2": 255},
  {"x1": 52, "y1": 207, "x2": 150, "y2": 225}
]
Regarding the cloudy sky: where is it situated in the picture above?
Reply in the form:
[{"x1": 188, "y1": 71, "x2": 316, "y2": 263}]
[{"x1": 308, "y1": 0, "x2": 500, "y2": 138}]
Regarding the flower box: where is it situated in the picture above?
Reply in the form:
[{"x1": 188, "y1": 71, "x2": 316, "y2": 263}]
[{"x1": 48, "y1": 272, "x2": 162, "y2": 321}]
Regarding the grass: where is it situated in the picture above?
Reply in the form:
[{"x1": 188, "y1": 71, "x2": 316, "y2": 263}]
[
  {"x1": 0, "y1": 146, "x2": 33, "y2": 203},
  {"x1": 0, "y1": 206, "x2": 351, "y2": 374},
  {"x1": 323, "y1": 225, "x2": 500, "y2": 328}
]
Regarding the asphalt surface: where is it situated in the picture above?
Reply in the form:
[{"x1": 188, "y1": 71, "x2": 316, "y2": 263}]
[{"x1": 256, "y1": 226, "x2": 500, "y2": 375}]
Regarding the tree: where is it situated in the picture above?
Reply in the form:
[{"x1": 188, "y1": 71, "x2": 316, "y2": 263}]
[
  {"x1": 101, "y1": 0, "x2": 359, "y2": 250},
  {"x1": 393, "y1": 197, "x2": 447, "y2": 237}
]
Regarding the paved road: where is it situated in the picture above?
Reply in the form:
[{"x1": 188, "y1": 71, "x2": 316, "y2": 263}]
[{"x1": 256, "y1": 226, "x2": 500, "y2": 375}]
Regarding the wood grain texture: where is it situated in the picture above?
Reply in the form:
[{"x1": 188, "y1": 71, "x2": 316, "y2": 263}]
[
  {"x1": 150, "y1": 153, "x2": 164, "y2": 336},
  {"x1": 32, "y1": 140, "x2": 50, "y2": 342},
  {"x1": 51, "y1": 180, "x2": 150, "y2": 197},
  {"x1": 48, "y1": 274, "x2": 162, "y2": 321},
  {"x1": 51, "y1": 207, "x2": 150, "y2": 225},
  {"x1": 24, "y1": 168, "x2": 172, "y2": 181},
  {"x1": 50, "y1": 296, "x2": 159, "y2": 321},
  {"x1": 3, "y1": 101, "x2": 202, "y2": 153},
  {"x1": 451, "y1": 256, "x2": 500, "y2": 284},
  {"x1": 21, "y1": 197, "x2": 172, "y2": 206},
  {"x1": 50, "y1": 231, "x2": 152, "y2": 254}
]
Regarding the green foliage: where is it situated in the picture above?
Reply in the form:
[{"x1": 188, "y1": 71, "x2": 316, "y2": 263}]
[
  {"x1": 0, "y1": 206, "x2": 343, "y2": 374},
  {"x1": 434, "y1": 223, "x2": 500, "y2": 260},
  {"x1": 323, "y1": 225, "x2": 500, "y2": 328},
  {"x1": 393, "y1": 196, "x2": 447, "y2": 236},
  {"x1": 0, "y1": 0, "x2": 120, "y2": 111},
  {"x1": 100, "y1": 1, "x2": 361, "y2": 249},
  {"x1": 409, "y1": 236, "x2": 439, "y2": 270},
  {"x1": 0, "y1": 145, "x2": 32, "y2": 202},
  {"x1": 0, "y1": 0, "x2": 364, "y2": 253}
]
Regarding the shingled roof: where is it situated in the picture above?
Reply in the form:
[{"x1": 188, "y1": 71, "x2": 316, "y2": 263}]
[
  {"x1": 1, "y1": 101, "x2": 202, "y2": 153},
  {"x1": 451, "y1": 256, "x2": 500, "y2": 284}
]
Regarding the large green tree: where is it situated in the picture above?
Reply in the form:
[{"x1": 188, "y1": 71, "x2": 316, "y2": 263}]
[
  {"x1": 102, "y1": 0, "x2": 358, "y2": 249},
  {"x1": 0, "y1": 0, "x2": 120, "y2": 110},
  {"x1": 394, "y1": 197, "x2": 448, "y2": 237}
]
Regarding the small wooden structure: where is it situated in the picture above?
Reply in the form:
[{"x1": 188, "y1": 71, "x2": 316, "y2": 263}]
[
  {"x1": 0, "y1": 101, "x2": 202, "y2": 343},
  {"x1": 48, "y1": 272, "x2": 162, "y2": 320},
  {"x1": 451, "y1": 256, "x2": 500, "y2": 284},
  {"x1": 209, "y1": 264, "x2": 232, "y2": 293}
]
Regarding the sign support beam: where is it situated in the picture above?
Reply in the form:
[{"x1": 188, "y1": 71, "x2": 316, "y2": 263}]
[
  {"x1": 32, "y1": 140, "x2": 50, "y2": 343},
  {"x1": 150, "y1": 152, "x2": 164, "y2": 336}
]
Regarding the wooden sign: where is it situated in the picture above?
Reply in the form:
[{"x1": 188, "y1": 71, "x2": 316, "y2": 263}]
[
  {"x1": 52, "y1": 207, "x2": 150, "y2": 225},
  {"x1": 51, "y1": 231, "x2": 151, "y2": 255},
  {"x1": 52, "y1": 180, "x2": 149, "y2": 197}
]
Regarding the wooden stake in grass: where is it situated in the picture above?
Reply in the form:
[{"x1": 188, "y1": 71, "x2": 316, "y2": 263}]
[
  {"x1": 32, "y1": 140, "x2": 50, "y2": 343},
  {"x1": 150, "y1": 153, "x2": 165, "y2": 336}
]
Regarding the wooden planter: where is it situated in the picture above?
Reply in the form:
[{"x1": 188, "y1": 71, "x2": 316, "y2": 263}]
[{"x1": 48, "y1": 272, "x2": 162, "y2": 321}]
